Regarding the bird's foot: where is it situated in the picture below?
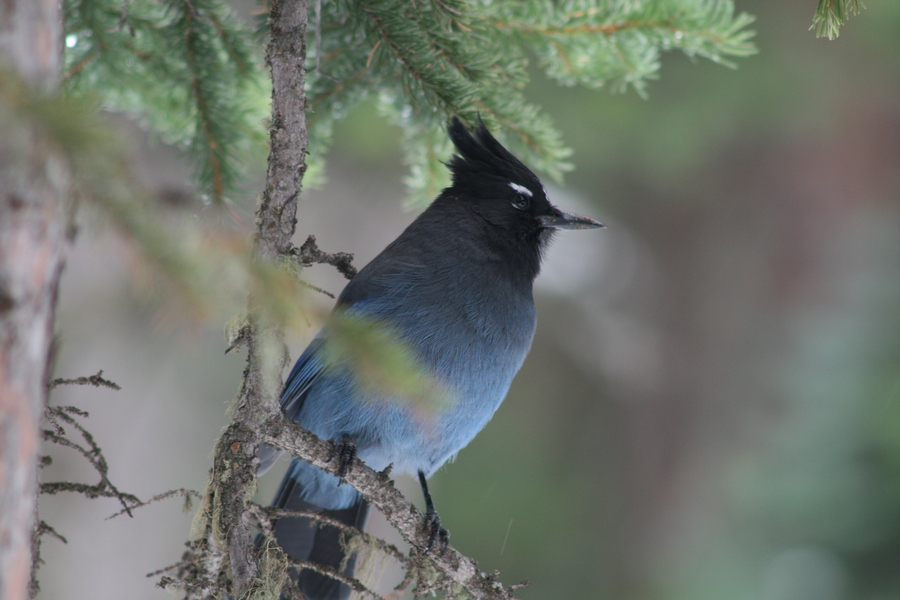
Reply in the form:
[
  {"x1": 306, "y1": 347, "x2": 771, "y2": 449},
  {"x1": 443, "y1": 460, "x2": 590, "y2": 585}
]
[
  {"x1": 423, "y1": 508, "x2": 450, "y2": 554},
  {"x1": 329, "y1": 434, "x2": 357, "y2": 484}
]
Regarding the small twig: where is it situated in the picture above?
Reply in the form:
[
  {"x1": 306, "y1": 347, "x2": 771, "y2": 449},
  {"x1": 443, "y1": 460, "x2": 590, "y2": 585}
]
[
  {"x1": 298, "y1": 278, "x2": 336, "y2": 298},
  {"x1": 293, "y1": 235, "x2": 357, "y2": 280},
  {"x1": 108, "y1": 488, "x2": 202, "y2": 519},
  {"x1": 250, "y1": 502, "x2": 411, "y2": 600},
  {"x1": 225, "y1": 322, "x2": 252, "y2": 354},
  {"x1": 33, "y1": 389, "x2": 130, "y2": 594},
  {"x1": 34, "y1": 521, "x2": 68, "y2": 545},
  {"x1": 255, "y1": 505, "x2": 410, "y2": 564},
  {"x1": 42, "y1": 405, "x2": 140, "y2": 516},
  {"x1": 40, "y1": 481, "x2": 141, "y2": 507},
  {"x1": 30, "y1": 520, "x2": 69, "y2": 597},
  {"x1": 49, "y1": 370, "x2": 121, "y2": 390},
  {"x1": 288, "y1": 559, "x2": 387, "y2": 600}
]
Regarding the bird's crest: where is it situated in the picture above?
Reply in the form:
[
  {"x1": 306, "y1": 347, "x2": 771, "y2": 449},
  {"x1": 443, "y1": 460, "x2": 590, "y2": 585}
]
[{"x1": 445, "y1": 116, "x2": 541, "y2": 194}]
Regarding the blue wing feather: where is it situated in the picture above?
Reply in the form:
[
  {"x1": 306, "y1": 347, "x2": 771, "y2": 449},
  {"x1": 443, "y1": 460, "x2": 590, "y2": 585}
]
[
  {"x1": 282, "y1": 336, "x2": 327, "y2": 419},
  {"x1": 280, "y1": 297, "x2": 374, "y2": 420}
]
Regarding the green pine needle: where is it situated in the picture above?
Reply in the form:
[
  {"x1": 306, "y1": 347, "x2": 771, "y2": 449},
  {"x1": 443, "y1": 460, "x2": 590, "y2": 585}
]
[
  {"x1": 64, "y1": 0, "x2": 266, "y2": 202},
  {"x1": 64, "y1": 0, "x2": 757, "y2": 206},
  {"x1": 811, "y1": 0, "x2": 866, "y2": 40}
]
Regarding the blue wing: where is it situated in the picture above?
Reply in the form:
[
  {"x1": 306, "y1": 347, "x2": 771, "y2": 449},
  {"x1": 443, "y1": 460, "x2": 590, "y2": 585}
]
[
  {"x1": 281, "y1": 335, "x2": 327, "y2": 420},
  {"x1": 256, "y1": 336, "x2": 329, "y2": 475},
  {"x1": 280, "y1": 290, "x2": 391, "y2": 420}
]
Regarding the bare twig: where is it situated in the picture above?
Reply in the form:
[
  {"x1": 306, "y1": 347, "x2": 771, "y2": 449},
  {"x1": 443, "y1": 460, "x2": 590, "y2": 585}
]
[
  {"x1": 49, "y1": 370, "x2": 121, "y2": 390},
  {"x1": 249, "y1": 502, "x2": 407, "y2": 600},
  {"x1": 41, "y1": 406, "x2": 141, "y2": 515},
  {"x1": 294, "y1": 234, "x2": 357, "y2": 280},
  {"x1": 108, "y1": 488, "x2": 202, "y2": 519},
  {"x1": 29, "y1": 521, "x2": 69, "y2": 597},
  {"x1": 258, "y1": 506, "x2": 409, "y2": 564},
  {"x1": 33, "y1": 403, "x2": 140, "y2": 596}
]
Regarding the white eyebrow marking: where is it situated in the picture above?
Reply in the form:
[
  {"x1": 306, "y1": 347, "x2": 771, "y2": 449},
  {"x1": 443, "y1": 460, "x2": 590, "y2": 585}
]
[{"x1": 508, "y1": 182, "x2": 533, "y2": 197}]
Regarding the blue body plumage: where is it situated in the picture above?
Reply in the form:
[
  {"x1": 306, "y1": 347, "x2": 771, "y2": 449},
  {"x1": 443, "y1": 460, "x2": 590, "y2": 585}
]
[{"x1": 266, "y1": 117, "x2": 603, "y2": 600}]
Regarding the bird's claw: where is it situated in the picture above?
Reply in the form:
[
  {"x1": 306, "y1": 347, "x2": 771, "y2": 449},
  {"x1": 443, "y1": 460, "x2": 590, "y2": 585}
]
[
  {"x1": 330, "y1": 434, "x2": 357, "y2": 484},
  {"x1": 423, "y1": 509, "x2": 450, "y2": 554}
]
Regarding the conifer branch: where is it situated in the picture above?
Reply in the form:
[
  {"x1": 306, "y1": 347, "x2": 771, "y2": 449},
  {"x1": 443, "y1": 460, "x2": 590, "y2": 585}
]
[
  {"x1": 490, "y1": 17, "x2": 676, "y2": 36},
  {"x1": 811, "y1": 0, "x2": 865, "y2": 39},
  {"x1": 64, "y1": 0, "x2": 264, "y2": 202},
  {"x1": 64, "y1": 0, "x2": 755, "y2": 205},
  {"x1": 181, "y1": 3, "x2": 227, "y2": 201}
]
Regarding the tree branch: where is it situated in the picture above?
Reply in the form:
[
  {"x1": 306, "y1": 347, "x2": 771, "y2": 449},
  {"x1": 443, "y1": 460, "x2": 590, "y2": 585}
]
[
  {"x1": 259, "y1": 415, "x2": 527, "y2": 600},
  {"x1": 180, "y1": 0, "x2": 311, "y2": 598},
  {"x1": 48, "y1": 370, "x2": 121, "y2": 390},
  {"x1": 294, "y1": 235, "x2": 357, "y2": 280}
]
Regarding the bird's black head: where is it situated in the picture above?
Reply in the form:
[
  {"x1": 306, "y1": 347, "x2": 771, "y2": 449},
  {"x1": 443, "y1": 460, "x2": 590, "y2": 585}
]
[
  {"x1": 445, "y1": 117, "x2": 549, "y2": 234},
  {"x1": 442, "y1": 117, "x2": 602, "y2": 274}
]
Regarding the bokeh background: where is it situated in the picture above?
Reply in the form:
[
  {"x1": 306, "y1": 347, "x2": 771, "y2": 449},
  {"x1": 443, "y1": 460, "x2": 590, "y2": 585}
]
[{"x1": 37, "y1": 2, "x2": 900, "y2": 599}]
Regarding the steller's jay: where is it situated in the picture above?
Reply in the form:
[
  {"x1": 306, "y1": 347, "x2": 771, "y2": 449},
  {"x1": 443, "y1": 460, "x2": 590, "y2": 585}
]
[{"x1": 261, "y1": 117, "x2": 603, "y2": 599}]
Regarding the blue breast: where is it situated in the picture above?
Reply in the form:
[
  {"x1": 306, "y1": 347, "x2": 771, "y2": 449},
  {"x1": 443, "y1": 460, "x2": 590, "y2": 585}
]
[{"x1": 287, "y1": 257, "x2": 536, "y2": 508}]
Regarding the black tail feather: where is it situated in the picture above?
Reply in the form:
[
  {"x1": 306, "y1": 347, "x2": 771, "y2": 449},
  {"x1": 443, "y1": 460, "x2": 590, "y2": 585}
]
[{"x1": 272, "y1": 477, "x2": 370, "y2": 600}]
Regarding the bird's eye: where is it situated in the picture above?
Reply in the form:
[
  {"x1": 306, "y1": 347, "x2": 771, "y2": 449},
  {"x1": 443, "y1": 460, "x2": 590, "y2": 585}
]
[{"x1": 512, "y1": 193, "x2": 530, "y2": 210}]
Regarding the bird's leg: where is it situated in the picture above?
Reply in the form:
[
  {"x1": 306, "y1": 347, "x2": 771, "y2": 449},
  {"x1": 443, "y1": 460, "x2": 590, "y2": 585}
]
[
  {"x1": 330, "y1": 434, "x2": 357, "y2": 484},
  {"x1": 418, "y1": 470, "x2": 450, "y2": 554}
]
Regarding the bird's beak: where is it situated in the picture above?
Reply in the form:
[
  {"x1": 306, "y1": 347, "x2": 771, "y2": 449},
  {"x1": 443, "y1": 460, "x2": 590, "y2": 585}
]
[{"x1": 538, "y1": 209, "x2": 605, "y2": 230}]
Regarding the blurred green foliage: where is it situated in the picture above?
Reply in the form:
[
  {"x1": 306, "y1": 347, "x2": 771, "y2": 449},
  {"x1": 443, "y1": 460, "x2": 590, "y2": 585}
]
[{"x1": 811, "y1": 0, "x2": 866, "y2": 39}]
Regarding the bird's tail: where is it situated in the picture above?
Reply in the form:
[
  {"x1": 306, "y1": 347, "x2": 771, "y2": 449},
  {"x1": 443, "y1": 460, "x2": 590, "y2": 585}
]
[{"x1": 271, "y1": 471, "x2": 370, "y2": 600}]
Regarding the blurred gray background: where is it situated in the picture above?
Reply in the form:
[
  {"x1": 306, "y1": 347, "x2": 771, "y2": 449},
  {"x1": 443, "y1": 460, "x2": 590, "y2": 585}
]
[{"x1": 39, "y1": 2, "x2": 900, "y2": 599}]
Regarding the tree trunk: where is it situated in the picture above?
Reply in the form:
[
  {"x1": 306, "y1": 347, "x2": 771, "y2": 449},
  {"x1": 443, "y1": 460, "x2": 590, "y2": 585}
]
[{"x1": 0, "y1": 1, "x2": 69, "y2": 599}]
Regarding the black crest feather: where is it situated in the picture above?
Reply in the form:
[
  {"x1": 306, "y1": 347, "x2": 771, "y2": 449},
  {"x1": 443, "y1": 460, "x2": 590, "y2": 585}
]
[{"x1": 446, "y1": 117, "x2": 540, "y2": 192}]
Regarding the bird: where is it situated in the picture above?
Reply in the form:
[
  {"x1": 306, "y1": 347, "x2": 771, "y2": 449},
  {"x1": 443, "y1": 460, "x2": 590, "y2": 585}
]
[{"x1": 261, "y1": 116, "x2": 603, "y2": 599}]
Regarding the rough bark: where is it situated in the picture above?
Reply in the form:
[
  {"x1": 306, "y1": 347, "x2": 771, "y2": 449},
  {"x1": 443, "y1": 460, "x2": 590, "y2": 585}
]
[
  {"x1": 0, "y1": 1, "x2": 69, "y2": 599},
  {"x1": 197, "y1": 0, "x2": 310, "y2": 596},
  {"x1": 258, "y1": 0, "x2": 308, "y2": 261}
]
